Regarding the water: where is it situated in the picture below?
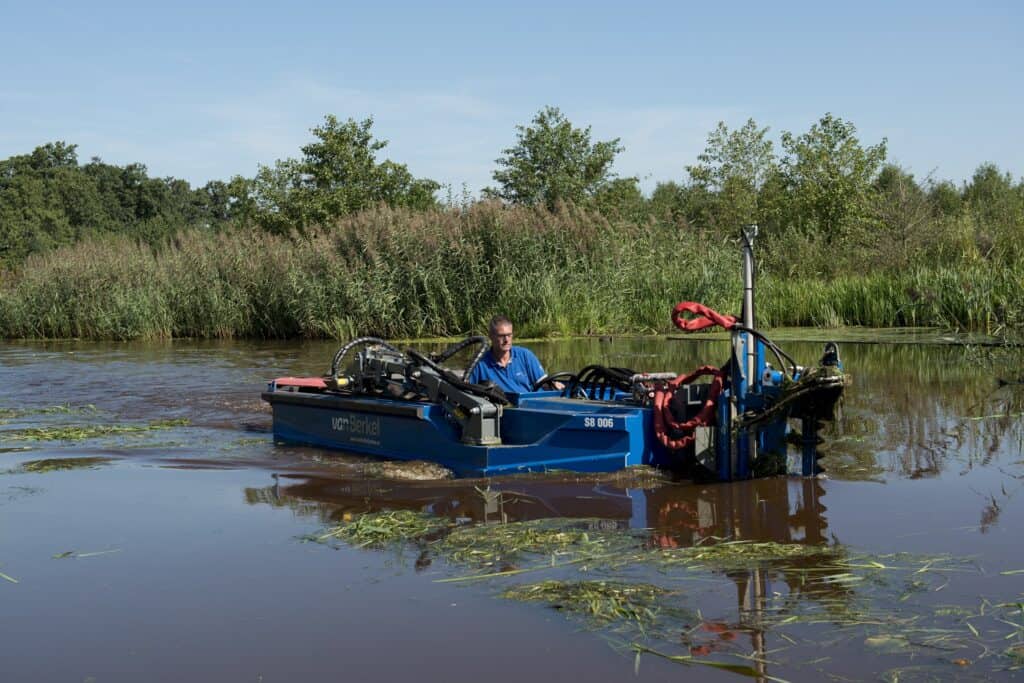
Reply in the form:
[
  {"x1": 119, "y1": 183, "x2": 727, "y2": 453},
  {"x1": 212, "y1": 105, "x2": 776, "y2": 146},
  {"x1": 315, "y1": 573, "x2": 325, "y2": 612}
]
[{"x1": 2, "y1": 336, "x2": 1023, "y2": 681}]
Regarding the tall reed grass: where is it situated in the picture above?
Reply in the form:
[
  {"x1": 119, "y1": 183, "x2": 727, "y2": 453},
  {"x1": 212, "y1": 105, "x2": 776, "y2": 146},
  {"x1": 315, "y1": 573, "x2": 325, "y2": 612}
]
[{"x1": 0, "y1": 203, "x2": 1021, "y2": 340}]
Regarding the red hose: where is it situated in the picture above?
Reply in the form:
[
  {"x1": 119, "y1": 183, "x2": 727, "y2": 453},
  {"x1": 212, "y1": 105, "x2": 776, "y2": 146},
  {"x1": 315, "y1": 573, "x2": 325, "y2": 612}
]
[
  {"x1": 652, "y1": 365, "x2": 725, "y2": 450},
  {"x1": 671, "y1": 302, "x2": 738, "y2": 332},
  {"x1": 654, "y1": 302, "x2": 735, "y2": 451}
]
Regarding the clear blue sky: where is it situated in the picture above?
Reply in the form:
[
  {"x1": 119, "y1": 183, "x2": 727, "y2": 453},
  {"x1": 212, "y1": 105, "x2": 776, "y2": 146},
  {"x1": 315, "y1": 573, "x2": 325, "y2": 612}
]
[{"x1": 2, "y1": 1, "x2": 1021, "y2": 194}]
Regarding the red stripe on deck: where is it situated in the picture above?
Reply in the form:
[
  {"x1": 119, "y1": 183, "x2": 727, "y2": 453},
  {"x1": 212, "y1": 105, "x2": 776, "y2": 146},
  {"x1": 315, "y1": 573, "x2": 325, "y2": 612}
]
[{"x1": 274, "y1": 377, "x2": 327, "y2": 388}]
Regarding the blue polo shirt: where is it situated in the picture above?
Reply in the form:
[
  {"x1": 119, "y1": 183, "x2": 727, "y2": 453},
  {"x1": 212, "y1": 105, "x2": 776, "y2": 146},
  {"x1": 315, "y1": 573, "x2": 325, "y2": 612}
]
[{"x1": 467, "y1": 346, "x2": 546, "y2": 394}]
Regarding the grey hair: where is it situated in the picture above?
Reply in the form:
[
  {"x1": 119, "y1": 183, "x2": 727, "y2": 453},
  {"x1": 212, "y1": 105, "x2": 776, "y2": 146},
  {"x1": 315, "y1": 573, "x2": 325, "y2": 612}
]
[{"x1": 488, "y1": 315, "x2": 513, "y2": 334}]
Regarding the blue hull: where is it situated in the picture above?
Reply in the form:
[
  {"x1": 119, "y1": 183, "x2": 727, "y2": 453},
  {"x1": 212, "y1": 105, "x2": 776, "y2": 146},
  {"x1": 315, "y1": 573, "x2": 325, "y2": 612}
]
[{"x1": 262, "y1": 388, "x2": 672, "y2": 477}]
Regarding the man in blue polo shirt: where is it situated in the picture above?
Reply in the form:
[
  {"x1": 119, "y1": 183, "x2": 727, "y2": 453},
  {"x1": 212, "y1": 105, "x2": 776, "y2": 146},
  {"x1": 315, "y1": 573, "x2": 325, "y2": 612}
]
[{"x1": 468, "y1": 315, "x2": 550, "y2": 393}]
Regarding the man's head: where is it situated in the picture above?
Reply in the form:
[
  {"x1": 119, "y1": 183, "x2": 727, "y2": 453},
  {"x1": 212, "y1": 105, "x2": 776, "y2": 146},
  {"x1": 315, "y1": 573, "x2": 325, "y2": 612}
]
[{"x1": 488, "y1": 315, "x2": 514, "y2": 356}]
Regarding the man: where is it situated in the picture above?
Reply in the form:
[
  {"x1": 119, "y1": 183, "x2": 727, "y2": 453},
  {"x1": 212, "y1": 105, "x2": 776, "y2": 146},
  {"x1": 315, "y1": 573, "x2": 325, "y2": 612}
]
[{"x1": 467, "y1": 315, "x2": 552, "y2": 393}]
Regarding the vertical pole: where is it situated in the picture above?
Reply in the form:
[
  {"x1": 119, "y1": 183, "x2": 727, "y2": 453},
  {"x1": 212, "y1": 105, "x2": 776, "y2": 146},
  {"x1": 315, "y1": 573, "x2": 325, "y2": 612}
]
[
  {"x1": 741, "y1": 225, "x2": 758, "y2": 477},
  {"x1": 741, "y1": 225, "x2": 758, "y2": 392}
]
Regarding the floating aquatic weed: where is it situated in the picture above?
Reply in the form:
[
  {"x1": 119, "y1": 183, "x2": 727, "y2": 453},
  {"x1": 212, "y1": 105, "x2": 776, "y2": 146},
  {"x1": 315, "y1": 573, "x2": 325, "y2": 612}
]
[
  {"x1": 0, "y1": 403, "x2": 98, "y2": 419},
  {"x1": 230, "y1": 437, "x2": 269, "y2": 447},
  {"x1": 503, "y1": 580, "x2": 673, "y2": 628},
  {"x1": 305, "y1": 509, "x2": 1015, "y2": 677},
  {"x1": 19, "y1": 457, "x2": 114, "y2": 473},
  {"x1": 436, "y1": 518, "x2": 638, "y2": 570},
  {"x1": 314, "y1": 510, "x2": 451, "y2": 548},
  {"x1": 360, "y1": 460, "x2": 454, "y2": 481},
  {"x1": 4, "y1": 418, "x2": 189, "y2": 442},
  {"x1": 654, "y1": 540, "x2": 841, "y2": 571},
  {"x1": 865, "y1": 633, "x2": 913, "y2": 653}
]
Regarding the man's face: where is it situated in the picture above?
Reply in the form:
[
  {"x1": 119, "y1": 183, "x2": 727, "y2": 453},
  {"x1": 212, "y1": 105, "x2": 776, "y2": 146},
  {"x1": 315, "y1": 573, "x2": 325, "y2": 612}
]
[{"x1": 490, "y1": 322, "x2": 513, "y2": 355}]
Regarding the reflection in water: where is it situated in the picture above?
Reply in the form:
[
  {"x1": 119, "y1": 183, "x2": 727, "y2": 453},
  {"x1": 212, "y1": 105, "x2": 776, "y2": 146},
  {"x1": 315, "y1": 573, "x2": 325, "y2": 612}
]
[
  {"x1": 243, "y1": 472, "x2": 831, "y2": 542},
  {"x1": 244, "y1": 471, "x2": 846, "y2": 670}
]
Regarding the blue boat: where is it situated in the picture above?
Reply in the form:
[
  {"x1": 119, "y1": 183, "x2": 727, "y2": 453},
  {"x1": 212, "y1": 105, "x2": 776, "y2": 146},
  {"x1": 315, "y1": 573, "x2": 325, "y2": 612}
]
[{"x1": 263, "y1": 227, "x2": 847, "y2": 479}]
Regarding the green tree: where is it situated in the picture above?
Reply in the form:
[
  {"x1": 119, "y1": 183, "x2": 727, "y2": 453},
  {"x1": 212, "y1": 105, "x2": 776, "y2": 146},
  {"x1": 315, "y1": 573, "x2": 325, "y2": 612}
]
[
  {"x1": 962, "y1": 163, "x2": 1024, "y2": 262},
  {"x1": 779, "y1": 113, "x2": 887, "y2": 243},
  {"x1": 485, "y1": 106, "x2": 623, "y2": 209},
  {"x1": 648, "y1": 181, "x2": 688, "y2": 222},
  {"x1": 686, "y1": 119, "x2": 777, "y2": 233},
  {"x1": 0, "y1": 142, "x2": 235, "y2": 266},
  {"x1": 592, "y1": 177, "x2": 645, "y2": 220},
  {"x1": 927, "y1": 179, "x2": 963, "y2": 217},
  {"x1": 869, "y1": 165, "x2": 933, "y2": 268},
  {"x1": 250, "y1": 115, "x2": 440, "y2": 233}
]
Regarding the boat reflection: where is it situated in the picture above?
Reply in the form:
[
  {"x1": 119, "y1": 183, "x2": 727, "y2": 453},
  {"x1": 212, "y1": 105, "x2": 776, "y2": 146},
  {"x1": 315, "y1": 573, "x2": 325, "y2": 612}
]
[{"x1": 246, "y1": 473, "x2": 843, "y2": 681}]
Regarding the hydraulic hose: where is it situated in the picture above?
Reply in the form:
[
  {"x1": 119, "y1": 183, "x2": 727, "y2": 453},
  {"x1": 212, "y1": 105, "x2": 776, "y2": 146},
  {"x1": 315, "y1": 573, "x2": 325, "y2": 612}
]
[
  {"x1": 651, "y1": 365, "x2": 726, "y2": 451},
  {"x1": 330, "y1": 337, "x2": 400, "y2": 377},
  {"x1": 431, "y1": 336, "x2": 490, "y2": 381}
]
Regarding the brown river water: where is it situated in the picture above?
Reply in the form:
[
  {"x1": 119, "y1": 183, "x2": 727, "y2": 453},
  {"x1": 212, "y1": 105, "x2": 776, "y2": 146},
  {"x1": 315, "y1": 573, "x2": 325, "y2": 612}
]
[{"x1": 2, "y1": 335, "x2": 1023, "y2": 682}]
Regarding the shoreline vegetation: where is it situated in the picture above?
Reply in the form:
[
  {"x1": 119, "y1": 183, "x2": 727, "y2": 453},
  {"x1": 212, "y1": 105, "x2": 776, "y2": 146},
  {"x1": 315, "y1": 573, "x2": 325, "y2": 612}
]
[
  {"x1": 1, "y1": 202, "x2": 1021, "y2": 341},
  {"x1": 1, "y1": 110, "x2": 1021, "y2": 341}
]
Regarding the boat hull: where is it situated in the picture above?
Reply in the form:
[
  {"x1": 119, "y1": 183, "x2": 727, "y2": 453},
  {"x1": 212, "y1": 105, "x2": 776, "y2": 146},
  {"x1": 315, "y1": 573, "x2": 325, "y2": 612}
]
[{"x1": 262, "y1": 388, "x2": 668, "y2": 477}]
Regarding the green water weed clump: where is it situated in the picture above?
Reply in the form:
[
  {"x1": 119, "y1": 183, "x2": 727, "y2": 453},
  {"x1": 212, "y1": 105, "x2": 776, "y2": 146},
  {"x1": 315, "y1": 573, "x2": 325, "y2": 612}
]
[
  {"x1": 437, "y1": 518, "x2": 635, "y2": 569},
  {"x1": 503, "y1": 580, "x2": 672, "y2": 628},
  {"x1": 19, "y1": 457, "x2": 113, "y2": 473},
  {"x1": 310, "y1": 510, "x2": 1024, "y2": 675},
  {"x1": 659, "y1": 539, "x2": 840, "y2": 570},
  {"x1": 316, "y1": 510, "x2": 452, "y2": 548},
  {"x1": 4, "y1": 418, "x2": 189, "y2": 442}
]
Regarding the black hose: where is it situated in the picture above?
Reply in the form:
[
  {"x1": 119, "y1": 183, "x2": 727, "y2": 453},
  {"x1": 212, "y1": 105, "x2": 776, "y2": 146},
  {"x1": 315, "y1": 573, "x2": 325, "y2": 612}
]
[
  {"x1": 330, "y1": 337, "x2": 400, "y2": 377},
  {"x1": 406, "y1": 349, "x2": 510, "y2": 405},
  {"x1": 566, "y1": 365, "x2": 636, "y2": 401},
  {"x1": 731, "y1": 324, "x2": 799, "y2": 378},
  {"x1": 431, "y1": 336, "x2": 490, "y2": 381}
]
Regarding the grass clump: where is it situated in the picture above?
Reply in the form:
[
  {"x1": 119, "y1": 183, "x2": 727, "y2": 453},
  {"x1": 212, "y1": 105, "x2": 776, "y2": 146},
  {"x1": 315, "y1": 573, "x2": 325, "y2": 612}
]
[
  {"x1": 316, "y1": 510, "x2": 451, "y2": 548},
  {"x1": 4, "y1": 418, "x2": 189, "y2": 442},
  {"x1": 437, "y1": 518, "x2": 636, "y2": 569},
  {"x1": 503, "y1": 580, "x2": 671, "y2": 627},
  {"x1": 19, "y1": 457, "x2": 113, "y2": 473},
  {"x1": 659, "y1": 539, "x2": 840, "y2": 570}
]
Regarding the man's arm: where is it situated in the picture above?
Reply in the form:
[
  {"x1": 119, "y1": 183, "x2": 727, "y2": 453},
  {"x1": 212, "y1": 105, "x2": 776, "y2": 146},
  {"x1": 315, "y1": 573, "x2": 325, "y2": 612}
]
[{"x1": 524, "y1": 348, "x2": 564, "y2": 391}]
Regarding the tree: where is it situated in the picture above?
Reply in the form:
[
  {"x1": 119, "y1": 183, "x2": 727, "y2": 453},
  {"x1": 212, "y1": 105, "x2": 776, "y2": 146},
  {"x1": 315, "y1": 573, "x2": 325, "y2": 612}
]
[
  {"x1": 779, "y1": 113, "x2": 887, "y2": 243},
  {"x1": 485, "y1": 106, "x2": 623, "y2": 209},
  {"x1": 870, "y1": 165, "x2": 933, "y2": 268},
  {"x1": 962, "y1": 163, "x2": 1024, "y2": 262},
  {"x1": 0, "y1": 142, "x2": 236, "y2": 266},
  {"x1": 592, "y1": 177, "x2": 646, "y2": 220},
  {"x1": 686, "y1": 119, "x2": 777, "y2": 232},
  {"x1": 250, "y1": 115, "x2": 440, "y2": 233}
]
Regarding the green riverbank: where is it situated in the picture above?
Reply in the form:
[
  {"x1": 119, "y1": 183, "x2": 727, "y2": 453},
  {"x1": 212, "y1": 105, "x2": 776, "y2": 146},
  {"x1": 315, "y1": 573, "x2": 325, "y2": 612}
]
[{"x1": 1, "y1": 204, "x2": 1021, "y2": 341}]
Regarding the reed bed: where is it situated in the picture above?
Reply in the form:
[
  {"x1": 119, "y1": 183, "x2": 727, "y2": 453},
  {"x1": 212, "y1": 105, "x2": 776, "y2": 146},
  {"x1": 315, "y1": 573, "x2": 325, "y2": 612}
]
[{"x1": 1, "y1": 203, "x2": 1022, "y2": 339}]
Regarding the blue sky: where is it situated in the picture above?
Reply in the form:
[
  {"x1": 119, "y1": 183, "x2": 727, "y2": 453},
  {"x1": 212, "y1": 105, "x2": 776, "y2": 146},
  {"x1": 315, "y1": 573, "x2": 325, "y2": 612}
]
[{"x1": 2, "y1": 1, "x2": 1021, "y2": 194}]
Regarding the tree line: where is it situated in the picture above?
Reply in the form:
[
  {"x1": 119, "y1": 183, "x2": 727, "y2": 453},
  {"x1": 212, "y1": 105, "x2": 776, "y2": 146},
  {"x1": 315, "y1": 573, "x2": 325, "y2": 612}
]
[{"x1": 2, "y1": 107, "x2": 1022, "y2": 279}]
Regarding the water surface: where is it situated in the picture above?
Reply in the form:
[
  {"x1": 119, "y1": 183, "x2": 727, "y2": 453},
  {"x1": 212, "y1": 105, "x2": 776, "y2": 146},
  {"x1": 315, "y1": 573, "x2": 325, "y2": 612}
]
[{"x1": 2, "y1": 336, "x2": 1022, "y2": 681}]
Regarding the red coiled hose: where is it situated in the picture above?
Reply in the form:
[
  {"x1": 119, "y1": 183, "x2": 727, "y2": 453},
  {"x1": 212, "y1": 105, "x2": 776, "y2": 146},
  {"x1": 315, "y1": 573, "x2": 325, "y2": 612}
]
[
  {"x1": 654, "y1": 303, "x2": 735, "y2": 450},
  {"x1": 671, "y1": 301, "x2": 738, "y2": 332}
]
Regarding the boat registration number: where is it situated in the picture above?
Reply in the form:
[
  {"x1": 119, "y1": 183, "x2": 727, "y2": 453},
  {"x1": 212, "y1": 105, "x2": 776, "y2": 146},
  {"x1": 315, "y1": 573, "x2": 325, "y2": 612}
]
[{"x1": 583, "y1": 417, "x2": 616, "y2": 429}]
